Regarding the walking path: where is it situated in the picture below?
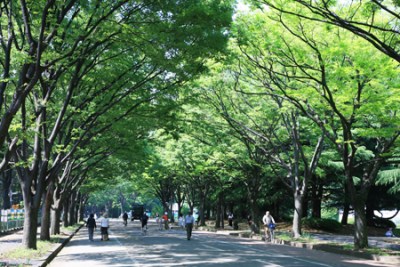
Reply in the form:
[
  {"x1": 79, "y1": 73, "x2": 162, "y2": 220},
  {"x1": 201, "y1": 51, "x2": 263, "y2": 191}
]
[{"x1": 0, "y1": 221, "x2": 399, "y2": 266}]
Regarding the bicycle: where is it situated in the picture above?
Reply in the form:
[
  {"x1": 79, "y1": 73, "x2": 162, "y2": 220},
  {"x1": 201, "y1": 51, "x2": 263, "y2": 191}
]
[{"x1": 264, "y1": 223, "x2": 275, "y2": 242}]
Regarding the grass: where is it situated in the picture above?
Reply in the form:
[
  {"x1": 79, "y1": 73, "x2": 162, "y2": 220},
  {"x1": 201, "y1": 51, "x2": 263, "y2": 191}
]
[
  {"x1": 61, "y1": 223, "x2": 82, "y2": 233},
  {"x1": 274, "y1": 230, "x2": 400, "y2": 257},
  {"x1": 0, "y1": 224, "x2": 83, "y2": 262},
  {"x1": 275, "y1": 232, "x2": 319, "y2": 243},
  {"x1": 0, "y1": 236, "x2": 61, "y2": 260},
  {"x1": 329, "y1": 243, "x2": 400, "y2": 256}
]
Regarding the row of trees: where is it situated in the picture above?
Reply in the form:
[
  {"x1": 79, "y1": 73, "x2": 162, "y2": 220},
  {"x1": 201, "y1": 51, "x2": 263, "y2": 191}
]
[
  {"x1": 1, "y1": 0, "x2": 399, "y2": 251},
  {"x1": 121, "y1": 0, "x2": 400, "y2": 250},
  {"x1": 0, "y1": 0, "x2": 234, "y2": 249}
]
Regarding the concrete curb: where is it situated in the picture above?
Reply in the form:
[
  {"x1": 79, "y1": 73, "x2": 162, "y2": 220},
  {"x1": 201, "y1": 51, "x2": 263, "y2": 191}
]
[
  {"x1": 37, "y1": 224, "x2": 84, "y2": 267},
  {"x1": 198, "y1": 227, "x2": 400, "y2": 265}
]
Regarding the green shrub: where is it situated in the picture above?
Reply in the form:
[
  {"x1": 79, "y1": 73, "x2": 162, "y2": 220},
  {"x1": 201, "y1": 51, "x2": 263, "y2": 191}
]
[
  {"x1": 302, "y1": 217, "x2": 342, "y2": 232},
  {"x1": 321, "y1": 208, "x2": 339, "y2": 220}
]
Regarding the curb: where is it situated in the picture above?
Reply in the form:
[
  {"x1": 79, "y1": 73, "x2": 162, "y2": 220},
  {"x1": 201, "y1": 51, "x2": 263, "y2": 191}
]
[
  {"x1": 37, "y1": 224, "x2": 84, "y2": 267},
  {"x1": 199, "y1": 227, "x2": 400, "y2": 265}
]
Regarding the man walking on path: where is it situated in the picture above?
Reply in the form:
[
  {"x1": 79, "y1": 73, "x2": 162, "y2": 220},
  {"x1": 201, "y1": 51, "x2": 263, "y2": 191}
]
[
  {"x1": 85, "y1": 213, "x2": 97, "y2": 241},
  {"x1": 185, "y1": 211, "x2": 195, "y2": 240}
]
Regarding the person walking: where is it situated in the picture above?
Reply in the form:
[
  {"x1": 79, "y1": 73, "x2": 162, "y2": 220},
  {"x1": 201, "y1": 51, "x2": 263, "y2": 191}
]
[
  {"x1": 100, "y1": 213, "x2": 110, "y2": 241},
  {"x1": 122, "y1": 212, "x2": 128, "y2": 226},
  {"x1": 385, "y1": 227, "x2": 396, "y2": 237},
  {"x1": 86, "y1": 213, "x2": 97, "y2": 241},
  {"x1": 141, "y1": 212, "x2": 149, "y2": 235},
  {"x1": 228, "y1": 212, "x2": 234, "y2": 227},
  {"x1": 185, "y1": 211, "x2": 195, "y2": 240},
  {"x1": 262, "y1": 211, "x2": 276, "y2": 242},
  {"x1": 162, "y1": 212, "x2": 169, "y2": 230},
  {"x1": 155, "y1": 213, "x2": 162, "y2": 230},
  {"x1": 178, "y1": 213, "x2": 185, "y2": 229}
]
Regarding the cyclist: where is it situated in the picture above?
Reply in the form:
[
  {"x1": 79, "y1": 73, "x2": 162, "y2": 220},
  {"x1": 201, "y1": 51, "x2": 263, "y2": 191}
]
[
  {"x1": 141, "y1": 212, "x2": 149, "y2": 235},
  {"x1": 262, "y1": 211, "x2": 276, "y2": 242},
  {"x1": 122, "y1": 212, "x2": 128, "y2": 226}
]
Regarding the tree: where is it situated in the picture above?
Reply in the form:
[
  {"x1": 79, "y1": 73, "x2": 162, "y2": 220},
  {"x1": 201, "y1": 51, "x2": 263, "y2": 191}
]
[
  {"x1": 232, "y1": 7, "x2": 400, "y2": 248},
  {"x1": 1, "y1": 0, "x2": 235, "y2": 249},
  {"x1": 252, "y1": 0, "x2": 400, "y2": 62}
]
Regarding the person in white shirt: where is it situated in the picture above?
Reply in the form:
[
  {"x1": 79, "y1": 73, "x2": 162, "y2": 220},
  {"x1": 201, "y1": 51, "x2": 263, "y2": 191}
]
[
  {"x1": 100, "y1": 213, "x2": 110, "y2": 241},
  {"x1": 262, "y1": 211, "x2": 275, "y2": 241},
  {"x1": 228, "y1": 212, "x2": 234, "y2": 227},
  {"x1": 178, "y1": 213, "x2": 185, "y2": 228},
  {"x1": 185, "y1": 211, "x2": 195, "y2": 240}
]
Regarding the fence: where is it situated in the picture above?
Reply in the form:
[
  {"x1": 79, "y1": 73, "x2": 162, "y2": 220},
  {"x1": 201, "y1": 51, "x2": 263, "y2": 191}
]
[{"x1": 0, "y1": 209, "x2": 24, "y2": 232}]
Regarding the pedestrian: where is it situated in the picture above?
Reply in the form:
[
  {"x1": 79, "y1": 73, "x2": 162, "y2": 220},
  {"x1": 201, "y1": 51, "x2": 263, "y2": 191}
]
[
  {"x1": 162, "y1": 212, "x2": 169, "y2": 230},
  {"x1": 262, "y1": 211, "x2": 276, "y2": 241},
  {"x1": 385, "y1": 227, "x2": 396, "y2": 237},
  {"x1": 100, "y1": 213, "x2": 110, "y2": 241},
  {"x1": 228, "y1": 212, "x2": 234, "y2": 227},
  {"x1": 178, "y1": 213, "x2": 185, "y2": 228},
  {"x1": 185, "y1": 211, "x2": 195, "y2": 240},
  {"x1": 85, "y1": 213, "x2": 96, "y2": 241},
  {"x1": 141, "y1": 212, "x2": 149, "y2": 235},
  {"x1": 122, "y1": 212, "x2": 128, "y2": 226},
  {"x1": 155, "y1": 213, "x2": 162, "y2": 230}
]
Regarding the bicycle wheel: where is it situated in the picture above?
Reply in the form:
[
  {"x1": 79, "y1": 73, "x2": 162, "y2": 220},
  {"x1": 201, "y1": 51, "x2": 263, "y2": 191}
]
[
  {"x1": 264, "y1": 227, "x2": 269, "y2": 242},
  {"x1": 270, "y1": 229, "x2": 274, "y2": 242}
]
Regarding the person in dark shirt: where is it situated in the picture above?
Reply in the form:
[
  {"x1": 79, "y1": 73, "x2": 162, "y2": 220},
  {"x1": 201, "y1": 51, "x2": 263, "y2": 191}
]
[
  {"x1": 141, "y1": 212, "x2": 149, "y2": 235},
  {"x1": 122, "y1": 212, "x2": 128, "y2": 226},
  {"x1": 86, "y1": 213, "x2": 97, "y2": 241}
]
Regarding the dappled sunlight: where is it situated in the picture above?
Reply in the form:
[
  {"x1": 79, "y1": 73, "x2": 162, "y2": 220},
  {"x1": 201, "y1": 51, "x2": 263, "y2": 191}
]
[{"x1": 47, "y1": 221, "x2": 400, "y2": 267}]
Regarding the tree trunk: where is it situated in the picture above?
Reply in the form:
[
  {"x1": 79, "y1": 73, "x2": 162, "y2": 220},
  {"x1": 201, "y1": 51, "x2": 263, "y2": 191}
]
[
  {"x1": 22, "y1": 204, "x2": 39, "y2": 249},
  {"x1": 68, "y1": 191, "x2": 76, "y2": 226},
  {"x1": 292, "y1": 192, "x2": 303, "y2": 238},
  {"x1": 216, "y1": 198, "x2": 221, "y2": 228},
  {"x1": 63, "y1": 200, "x2": 69, "y2": 227},
  {"x1": 40, "y1": 183, "x2": 53, "y2": 240},
  {"x1": 311, "y1": 175, "x2": 322, "y2": 218},
  {"x1": 199, "y1": 193, "x2": 206, "y2": 226},
  {"x1": 78, "y1": 194, "x2": 86, "y2": 222},
  {"x1": 353, "y1": 196, "x2": 368, "y2": 249},
  {"x1": 2, "y1": 168, "x2": 12, "y2": 209},
  {"x1": 50, "y1": 208, "x2": 61, "y2": 235},
  {"x1": 341, "y1": 185, "x2": 350, "y2": 225}
]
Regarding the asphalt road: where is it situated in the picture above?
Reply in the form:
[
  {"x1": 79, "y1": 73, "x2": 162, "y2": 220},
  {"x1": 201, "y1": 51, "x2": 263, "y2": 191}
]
[{"x1": 47, "y1": 219, "x2": 396, "y2": 267}]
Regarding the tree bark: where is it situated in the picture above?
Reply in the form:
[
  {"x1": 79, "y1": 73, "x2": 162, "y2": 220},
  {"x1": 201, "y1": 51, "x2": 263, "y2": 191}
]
[
  {"x1": 292, "y1": 191, "x2": 303, "y2": 238},
  {"x1": 311, "y1": 175, "x2": 322, "y2": 218},
  {"x1": 2, "y1": 168, "x2": 12, "y2": 209},
  {"x1": 50, "y1": 208, "x2": 61, "y2": 235},
  {"x1": 22, "y1": 204, "x2": 39, "y2": 249},
  {"x1": 68, "y1": 190, "x2": 77, "y2": 225},
  {"x1": 40, "y1": 182, "x2": 53, "y2": 240},
  {"x1": 353, "y1": 195, "x2": 368, "y2": 249},
  {"x1": 63, "y1": 200, "x2": 69, "y2": 227}
]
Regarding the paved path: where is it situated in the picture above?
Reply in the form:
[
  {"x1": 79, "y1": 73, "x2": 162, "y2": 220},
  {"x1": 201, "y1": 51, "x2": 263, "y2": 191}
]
[
  {"x1": 47, "y1": 220, "x2": 398, "y2": 267},
  {"x1": 0, "y1": 220, "x2": 398, "y2": 266}
]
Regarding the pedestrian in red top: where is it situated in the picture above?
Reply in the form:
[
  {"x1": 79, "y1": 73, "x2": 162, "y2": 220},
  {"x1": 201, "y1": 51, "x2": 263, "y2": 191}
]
[{"x1": 162, "y1": 212, "x2": 169, "y2": 230}]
